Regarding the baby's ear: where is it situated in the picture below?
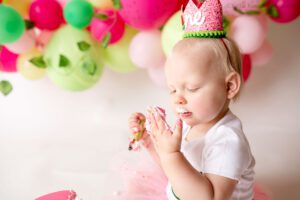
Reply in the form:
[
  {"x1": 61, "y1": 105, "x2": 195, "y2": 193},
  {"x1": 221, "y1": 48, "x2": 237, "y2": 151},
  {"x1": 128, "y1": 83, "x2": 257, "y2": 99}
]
[{"x1": 225, "y1": 72, "x2": 241, "y2": 99}]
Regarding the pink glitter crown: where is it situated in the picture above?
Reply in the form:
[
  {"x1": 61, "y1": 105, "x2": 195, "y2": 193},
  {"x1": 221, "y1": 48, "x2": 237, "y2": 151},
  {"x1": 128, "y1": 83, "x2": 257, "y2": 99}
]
[{"x1": 181, "y1": 0, "x2": 226, "y2": 38}]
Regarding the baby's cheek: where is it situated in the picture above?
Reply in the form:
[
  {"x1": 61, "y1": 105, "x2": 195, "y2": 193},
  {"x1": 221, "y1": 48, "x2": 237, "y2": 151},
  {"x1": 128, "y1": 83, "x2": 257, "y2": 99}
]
[
  {"x1": 192, "y1": 96, "x2": 220, "y2": 119},
  {"x1": 190, "y1": 98, "x2": 209, "y2": 114}
]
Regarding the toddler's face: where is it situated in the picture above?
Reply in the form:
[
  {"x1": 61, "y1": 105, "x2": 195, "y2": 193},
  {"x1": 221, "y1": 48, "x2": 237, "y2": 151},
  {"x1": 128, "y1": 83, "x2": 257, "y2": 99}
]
[{"x1": 165, "y1": 44, "x2": 229, "y2": 127}]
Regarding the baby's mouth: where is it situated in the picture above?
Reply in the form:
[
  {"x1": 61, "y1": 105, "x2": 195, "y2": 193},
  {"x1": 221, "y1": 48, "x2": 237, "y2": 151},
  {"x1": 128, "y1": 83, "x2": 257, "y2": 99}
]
[{"x1": 176, "y1": 108, "x2": 192, "y2": 117}]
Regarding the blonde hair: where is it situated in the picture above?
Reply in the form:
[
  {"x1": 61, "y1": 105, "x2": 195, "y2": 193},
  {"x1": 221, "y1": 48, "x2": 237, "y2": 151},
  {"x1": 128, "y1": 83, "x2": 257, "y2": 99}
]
[{"x1": 172, "y1": 37, "x2": 243, "y2": 99}]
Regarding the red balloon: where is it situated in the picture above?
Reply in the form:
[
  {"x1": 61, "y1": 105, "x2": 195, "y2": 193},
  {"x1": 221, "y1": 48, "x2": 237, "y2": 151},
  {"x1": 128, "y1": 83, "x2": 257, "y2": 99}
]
[
  {"x1": 29, "y1": 0, "x2": 64, "y2": 30},
  {"x1": 0, "y1": 47, "x2": 18, "y2": 73},
  {"x1": 267, "y1": 0, "x2": 300, "y2": 23},
  {"x1": 90, "y1": 10, "x2": 125, "y2": 44},
  {"x1": 119, "y1": 0, "x2": 178, "y2": 30},
  {"x1": 176, "y1": 0, "x2": 189, "y2": 10},
  {"x1": 242, "y1": 54, "x2": 252, "y2": 82}
]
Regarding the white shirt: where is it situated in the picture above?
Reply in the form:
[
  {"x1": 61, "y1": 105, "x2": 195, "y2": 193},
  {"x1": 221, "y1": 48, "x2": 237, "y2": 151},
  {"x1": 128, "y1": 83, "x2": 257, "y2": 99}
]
[{"x1": 167, "y1": 111, "x2": 255, "y2": 200}]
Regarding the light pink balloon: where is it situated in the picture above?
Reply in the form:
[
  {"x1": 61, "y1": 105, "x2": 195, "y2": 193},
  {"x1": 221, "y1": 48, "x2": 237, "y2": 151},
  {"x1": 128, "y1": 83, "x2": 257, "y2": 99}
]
[
  {"x1": 129, "y1": 30, "x2": 166, "y2": 69},
  {"x1": 221, "y1": 0, "x2": 260, "y2": 16},
  {"x1": 36, "y1": 30, "x2": 54, "y2": 51},
  {"x1": 230, "y1": 15, "x2": 266, "y2": 54},
  {"x1": 147, "y1": 63, "x2": 167, "y2": 88},
  {"x1": 5, "y1": 29, "x2": 36, "y2": 54},
  {"x1": 0, "y1": 47, "x2": 18, "y2": 73},
  {"x1": 90, "y1": 10, "x2": 125, "y2": 44},
  {"x1": 251, "y1": 40, "x2": 273, "y2": 67},
  {"x1": 256, "y1": 14, "x2": 269, "y2": 33},
  {"x1": 57, "y1": 0, "x2": 68, "y2": 7}
]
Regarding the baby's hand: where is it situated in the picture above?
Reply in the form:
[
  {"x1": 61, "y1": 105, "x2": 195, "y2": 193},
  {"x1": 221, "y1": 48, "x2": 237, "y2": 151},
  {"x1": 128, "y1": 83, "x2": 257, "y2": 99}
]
[
  {"x1": 148, "y1": 109, "x2": 183, "y2": 157},
  {"x1": 128, "y1": 112, "x2": 151, "y2": 150},
  {"x1": 128, "y1": 112, "x2": 146, "y2": 136}
]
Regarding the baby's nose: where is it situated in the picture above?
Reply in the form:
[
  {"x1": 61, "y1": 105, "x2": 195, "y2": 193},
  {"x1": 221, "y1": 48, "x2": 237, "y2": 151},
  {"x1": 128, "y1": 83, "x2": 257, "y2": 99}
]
[{"x1": 175, "y1": 95, "x2": 187, "y2": 104}]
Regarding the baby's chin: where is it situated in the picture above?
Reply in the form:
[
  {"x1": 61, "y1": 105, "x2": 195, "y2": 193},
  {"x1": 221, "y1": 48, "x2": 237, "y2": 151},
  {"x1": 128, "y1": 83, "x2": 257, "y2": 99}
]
[
  {"x1": 180, "y1": 118, "x2": 197, "y2": 127},
  {"x1": 173, "y1": 112, "x2": 204, "y2": 127},
  {"x1": 182, "y1": 118, "x2": 210, "y2": 127}
]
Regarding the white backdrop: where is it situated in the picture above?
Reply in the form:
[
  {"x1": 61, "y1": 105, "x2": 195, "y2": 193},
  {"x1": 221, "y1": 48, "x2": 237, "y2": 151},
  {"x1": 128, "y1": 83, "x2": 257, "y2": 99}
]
[{"x1": 0, "y1": 19, "x2": 300, "y2": 200}]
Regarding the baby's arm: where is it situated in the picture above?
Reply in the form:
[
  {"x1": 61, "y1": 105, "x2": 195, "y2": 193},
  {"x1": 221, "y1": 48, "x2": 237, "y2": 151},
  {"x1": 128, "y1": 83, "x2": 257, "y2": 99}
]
[
  {"x1": 148, "y1": 111, "x2": 237, "y2": 200},
  {"x1": 161, "y1": 152, "x2": 237, "y2": 200}
]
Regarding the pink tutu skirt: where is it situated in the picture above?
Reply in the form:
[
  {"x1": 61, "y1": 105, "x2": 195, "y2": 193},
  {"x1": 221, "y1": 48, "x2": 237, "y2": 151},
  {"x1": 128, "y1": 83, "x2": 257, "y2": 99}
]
[{"x1": 109, "y1": 151, "x2": 272, "y2": 200}]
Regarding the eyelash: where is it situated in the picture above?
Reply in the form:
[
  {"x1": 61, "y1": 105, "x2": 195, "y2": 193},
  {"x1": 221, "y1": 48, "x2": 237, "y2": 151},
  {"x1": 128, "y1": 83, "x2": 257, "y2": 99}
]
[
  {"x1": 187, "y1": 88, "x2": 199, "y2": 92},
  {"x1": 169, "y1": 90, "x2": 176, "y2": 94},
  {"x1": 169, "y1": 88, "x2": 199, "y2": 94}
]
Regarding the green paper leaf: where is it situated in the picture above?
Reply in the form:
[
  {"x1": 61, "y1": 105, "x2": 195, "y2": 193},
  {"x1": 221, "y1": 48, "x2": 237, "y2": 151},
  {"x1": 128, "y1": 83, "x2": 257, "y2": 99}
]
[
  {"x1": 0, "y1": 80, "x2": 13, "y2": 96},
  {"x1": 245, "y1": 10, "x2": 260, "y2": 15},
  {"x1": 258, "y1": 0, "x2": 267, "y2": 9},
  {"x1": 59, "y1": 54, "x2": 70, "y2": 67},
  {"x1": 112, "y1": 0, "x2": 122, "y2": 9},
  {"x1": 101, "y1": 32, "x2": 111, "y2": 49},
  {"x1": 234, "y1": 6, "x2": 260, "y2": 15},
  {"x1": 233, "y1": 6, "x2": 244, "y2": 14},
  {"x1": 24, "y1": 19, "x2": 35, "y2": 30},
  {"x1": 267, "y1": 5, "x2": 279, "y2": 17},
  {"x1": 260, "y1": 6, "x2": 268, "y2": 14},
  {"x1": 82, "y1": 61, "x2": 97, "y2": 76},
  {"x1": 29, "y1": 56, "x2": 47, "y2": 68},
  {"x1": 223, "y1": 16, "x2": 230, "y2": 33},
  {"x1": 94, "y1": 13, "x2": 109, "y2": 20},
  {"x1": 77, "y1": 41, "x2": 91, "y2": 52}
]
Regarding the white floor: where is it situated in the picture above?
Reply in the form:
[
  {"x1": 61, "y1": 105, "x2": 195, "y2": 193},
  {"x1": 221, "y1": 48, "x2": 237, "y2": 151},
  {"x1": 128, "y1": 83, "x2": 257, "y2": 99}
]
[{"x1": 0, "y1": 19, "x2": 300, "y2": 200}]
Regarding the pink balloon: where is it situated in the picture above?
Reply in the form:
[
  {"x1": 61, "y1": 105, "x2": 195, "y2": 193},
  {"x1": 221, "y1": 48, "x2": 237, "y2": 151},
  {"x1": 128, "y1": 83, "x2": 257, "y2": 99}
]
[
  {"x1": 251, "y1": 40, "x2": 273, "y2": 67},
  {"x1": 29, "y1": 0, "x2": 64, "y2": 30},
  {"x1": 230, "y1": 15, "x2": 266, "y2": 54},
  {"x1": 5, "y1": 29, "x2": 36, "y2": 54},
  {"x1": 0, "y1": 47, "x2": 18, "y2": 73},
  {"x1": 220, "y1": 0, "x2": 259, "y2": 16},
  {"x1": 147, "y1": 63, "x2": 167, "y2": 87},
  {"x1": 242, "y1": 54, "x2": 252, "y2": 82},
  {"x1": 90, "y1": 10, "x2": 125, "y2": 44},
  {"x1": 129, "y1": 30, "x2": 166, "y2": 69},
  {"x1": 266, "y1": 0, "x2": 300, "y2": 23},
  {"x1": 119, "y1": 0, "x2": 178, "y2": 30}
]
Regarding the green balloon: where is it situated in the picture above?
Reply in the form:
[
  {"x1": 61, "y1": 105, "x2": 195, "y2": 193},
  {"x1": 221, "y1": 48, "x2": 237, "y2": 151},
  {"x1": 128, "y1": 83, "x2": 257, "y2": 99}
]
[
  {"x1": 0, "y1": 4, "x2": 25, "y2": 44},
  {"x1": 64, "y1": 0, "x2": 94, "y2": 29},
  {"x1": 161, "y1": 11, "x2": 183, "y2": 57},
  {"x1": 103, "y1": 26, "x2": 138, "y2": 73},
  {"x1": 44, "y1": 25, "x2": 104, "y2": 91}
]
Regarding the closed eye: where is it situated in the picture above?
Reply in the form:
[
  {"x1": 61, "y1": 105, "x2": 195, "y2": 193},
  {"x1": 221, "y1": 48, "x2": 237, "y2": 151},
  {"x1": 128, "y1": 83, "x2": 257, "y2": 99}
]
[
  {"x1": 169, "y1": 89, "x2": 176, "y2": 94},
  {"x1": 187, "y1": 87, "x2": 200, "y2": 92}
]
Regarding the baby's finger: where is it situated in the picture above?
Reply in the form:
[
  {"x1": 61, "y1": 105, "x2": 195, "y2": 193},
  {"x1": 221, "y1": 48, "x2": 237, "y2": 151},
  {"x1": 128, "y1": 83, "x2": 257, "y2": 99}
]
[
  {"x1": 155, "y1": 114, "x2": 165, "y2": 133},
  {"x1": 129, "y1": 119, "x2": 140, "y2": 126},
  {"x1": 136, "y1": 113, "x2": 146, "y2": 121},
  {"x1": 149, "y1": 112, "x2": 158, "y2": 133},
  {"x1": 150, "y1": 133, "x2": 157, "y2": 144},
  {"x1": 129, "y1": 122, "x2": 143, "y2": 132}
]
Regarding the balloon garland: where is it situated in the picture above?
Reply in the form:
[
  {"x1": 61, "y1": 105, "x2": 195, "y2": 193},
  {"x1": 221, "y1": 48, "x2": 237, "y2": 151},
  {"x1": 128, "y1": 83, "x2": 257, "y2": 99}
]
[{"x1": 0, "y1": 0, "x2": 299, "y2": 96}]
